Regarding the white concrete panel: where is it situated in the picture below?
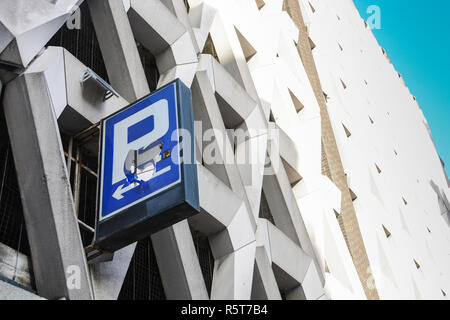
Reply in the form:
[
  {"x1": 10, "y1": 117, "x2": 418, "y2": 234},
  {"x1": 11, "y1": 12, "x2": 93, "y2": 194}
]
[
  {"x1": 0, "y1": 280, "x2": 44, "y2": 300},
  {"x1": 211, "y1": 242, "x2": 256, "y2": 300}
]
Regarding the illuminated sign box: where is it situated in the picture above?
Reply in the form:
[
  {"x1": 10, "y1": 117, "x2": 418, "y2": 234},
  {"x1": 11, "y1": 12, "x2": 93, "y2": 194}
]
[{"x1": 95, "y1": 79, "x2": 199, "y2": 252}]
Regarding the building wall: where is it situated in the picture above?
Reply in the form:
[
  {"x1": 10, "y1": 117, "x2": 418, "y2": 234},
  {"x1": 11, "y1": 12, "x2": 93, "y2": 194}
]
[
  {"x1": 304, "y1": 0, "x2": 450, "y2": 299},
  {"x1": 0, "y1": 0, "x2": 448, "y2": 300}
]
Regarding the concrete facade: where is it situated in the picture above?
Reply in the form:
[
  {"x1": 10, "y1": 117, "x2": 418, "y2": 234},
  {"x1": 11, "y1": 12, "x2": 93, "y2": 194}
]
[{"x1": 0, "y1": 0, "x2": 448, "y2": 300}]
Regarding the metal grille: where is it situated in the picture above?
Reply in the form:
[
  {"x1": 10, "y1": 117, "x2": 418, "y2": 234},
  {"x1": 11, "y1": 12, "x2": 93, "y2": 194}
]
[
  {"x1": 118, "y1": 238, "x2": 166, "y2": 300},
  {"x1": 192, "y1": 229, "x2": 214, "y2": 297},
  {"x1": 259, "y1": 190, "x2": 275, "y2": 225},
  {"x1": 0, "y1": 116, "x2": 31, "y2": 257},
  {"x1": 61, "y1": 131, "x2": 98, "y2": 247},
  {"x1": 137, "y1": 44, "x2": 159, "y2": 92},
  {"x1": 46, "y1": 1, "x2": 109, "y2": 80},
  {"x1": 76, "y1": 155, "x2": 98, "y2": 246}
]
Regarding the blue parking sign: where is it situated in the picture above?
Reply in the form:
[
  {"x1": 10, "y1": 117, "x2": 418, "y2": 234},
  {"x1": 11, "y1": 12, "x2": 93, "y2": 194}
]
[{"x1": 96, "y1": 79, "x2": 199, "y2": 251}]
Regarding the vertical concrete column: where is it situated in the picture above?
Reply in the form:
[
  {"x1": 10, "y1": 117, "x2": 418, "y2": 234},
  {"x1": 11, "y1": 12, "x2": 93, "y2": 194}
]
[
  {"x1": 88, "y1": 0, "x2": 150, "y2": 101},
  {"x1": 151, "y1": 221, "x2": 209, "y2": 300},
  {"x1": 3, "y1": 73, "x2": 93, "y2": 300}
]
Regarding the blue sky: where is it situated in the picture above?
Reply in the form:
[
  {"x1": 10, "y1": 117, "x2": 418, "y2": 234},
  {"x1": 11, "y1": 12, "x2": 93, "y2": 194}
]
[{"x1": 354, "y1": 0, "x2": 450, "y2": 176}]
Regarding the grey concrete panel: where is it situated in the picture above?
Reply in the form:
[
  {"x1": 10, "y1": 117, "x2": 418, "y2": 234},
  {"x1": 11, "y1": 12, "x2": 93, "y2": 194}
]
[
  {"x1": 63, "y1": 49, "x2": 129, "y2": 127},
  {"x1": 192, "y1": 72, "x2": 234, "y2": 189},
  {"x1": 261, "y1": 219, "x2": 325, "y2": 299},
  {"x1": 0, "y1": 21, "x2": 14, "y2": 55},
  {"x1": 297, "y1": 262, "x2": 326, "y2": 300},
  {"x1": 161, "y1": 0, "x2": 200, "y2": 54},
  {"x1": 193, "y1": 72, "x2": 257, "y2": 228},
  {"x1": 89, "y1": 244, "x2": 135, "y2": 300},
  {"x1": 208, "y1": 14, "x2": 245, "y2": 90},
  {"x1": 267, "y1": 221, "x2": 312, "y2": 286},
  {"x1": 252, "y1": 247, "x2": 282, "y2": 300},
  {"x1": 156, "y1": 32, "x2": 198, "y2": 74},
  {"x1": 208, "y1": 14, "x2": 260, "y2": 103},
  {"x1": 127, "y1": 0, "x2": 186, "y2": 55},
  {"x1": 136, "y1": 75, "x2": 208, "y2": 302},
  {"x1": 151, "y1": 220, "x2": 208, "y2": 300},
  {"x1": 198, "y1": 56, "x2": 267, "y2": 221},
  {"x1": 211, "y1": 242, "x2": 256, "y2": 300},
  {"x1": 20, "y1": 46, "x2": 128, "y2": 137},
  {"x1": 158, "y1": 62, "x2": 199, "y2": 88},
  {"x1": 0, "y1": 0, "x2": 82, "y2": 67},
  {"x1": 264, "y1": 155, "x2": 323, "y2": 282},
  {"x1": 188, "y1": 164, "x2": 238, "y2": 236},
  {"x1": 87, "y1": 0, "x2": 152, "y2": 300},
  {"x1": 10, "y1": 45, "x2": 132, "y2": 301},
  {"x1": 209, "y1": 202, "x2": 255, "y2": 259},
  {"x1": 210, "y1": 58, "x2": 257, "y2": 128},
  {"x1": 262, "y1": 171, "x2": 302, "y2": 246},
  {"x1": 0, "y1": 0, "x2": 329, "y2": 301}
]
